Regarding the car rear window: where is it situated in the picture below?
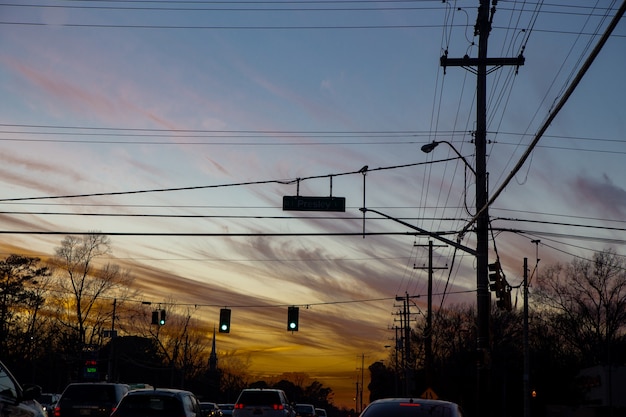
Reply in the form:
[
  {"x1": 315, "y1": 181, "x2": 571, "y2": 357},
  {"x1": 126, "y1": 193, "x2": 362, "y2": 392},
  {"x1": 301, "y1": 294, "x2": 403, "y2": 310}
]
[
  {"x1": 238, "y1": 391, "x2": 280, "y2": 406},
  {"x1": 117, "y1": 395, "x2": 183, "y2": 416},
  {"x1": 61, "y1": 386, "x2": 117, "y2": 403}
]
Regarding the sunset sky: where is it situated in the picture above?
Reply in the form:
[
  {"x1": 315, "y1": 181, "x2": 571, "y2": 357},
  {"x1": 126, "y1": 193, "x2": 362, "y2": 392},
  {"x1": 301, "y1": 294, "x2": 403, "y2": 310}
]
[{"x1": 1, "y1": 0, "x2": 625, "y2": 409}]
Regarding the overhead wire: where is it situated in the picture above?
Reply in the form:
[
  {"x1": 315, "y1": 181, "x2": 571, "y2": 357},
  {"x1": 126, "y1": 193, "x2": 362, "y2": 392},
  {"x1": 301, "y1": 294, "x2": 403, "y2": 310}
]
[
  {"x1": 455, "y1": 0, "x2": 626, "y2": 249},
  {"x1": 405, "y1": 1, "x2": 470, "y2": 303},
  {"x1": 425, "y1": 1, "x2": 478, "y2": 304},
  {"x1": 0, "y1": 157, "x2": 461, "y2": 203}
]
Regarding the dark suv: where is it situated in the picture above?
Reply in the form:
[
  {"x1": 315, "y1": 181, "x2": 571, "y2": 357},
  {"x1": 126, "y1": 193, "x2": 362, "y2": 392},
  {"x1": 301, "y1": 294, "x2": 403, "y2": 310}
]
[
  {"x1": 53, "y1": 383, "x2": 130, "y2": 417},
  {"x1": 233, "y1": 389, "x2": 294, "y2": 417}
]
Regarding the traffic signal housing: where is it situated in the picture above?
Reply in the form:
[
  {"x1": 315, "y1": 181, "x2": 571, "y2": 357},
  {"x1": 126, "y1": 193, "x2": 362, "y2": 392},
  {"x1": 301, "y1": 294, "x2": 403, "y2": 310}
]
[
  {"x1": 151, "y1": 311, "x2": 159, "y2": 325},
  {"x1": 219, "y1": 308, "x2": 231, "y2": 333},
  {"x1": 287, "y1": 306, "x2": 299, "y2": 331},
  {"x1": 488, "y1": 261, "x2": 504, "y2": 297},
  {"x1": 489, "y1": 261, "x2": 512, "y2": 311},
  {"x1": 159, "y1": 309, "x2": 166, "y2": 325}
]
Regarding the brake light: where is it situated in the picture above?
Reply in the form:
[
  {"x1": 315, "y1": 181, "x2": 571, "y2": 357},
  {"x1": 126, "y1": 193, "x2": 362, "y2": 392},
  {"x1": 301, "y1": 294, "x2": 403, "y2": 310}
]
[
  {"x1": 272, "y1": 405, "x2": 284, "y2": 411},
  {"x1": 234, "y1": 404, "x2": 244, "y2": 410},
  {"x1": 54, "y1": 406, "x2": 61, "y2": 417}
]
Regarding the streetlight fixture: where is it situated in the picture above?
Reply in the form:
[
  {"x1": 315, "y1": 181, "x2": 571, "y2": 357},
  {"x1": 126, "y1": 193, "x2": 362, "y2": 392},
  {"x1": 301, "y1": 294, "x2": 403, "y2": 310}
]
[
  {"x1": 421, "y1": 138, "x2": 491, "y2": 411},
  {"x1": 420, "y1": 140, "x2": 476, "y2": 176}
]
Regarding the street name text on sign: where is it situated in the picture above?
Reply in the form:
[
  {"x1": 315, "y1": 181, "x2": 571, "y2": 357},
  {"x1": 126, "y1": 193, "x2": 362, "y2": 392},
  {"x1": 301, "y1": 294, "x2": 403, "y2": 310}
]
[{"x1": 282, "y1": 196, "x2": 346, "y2": 212}]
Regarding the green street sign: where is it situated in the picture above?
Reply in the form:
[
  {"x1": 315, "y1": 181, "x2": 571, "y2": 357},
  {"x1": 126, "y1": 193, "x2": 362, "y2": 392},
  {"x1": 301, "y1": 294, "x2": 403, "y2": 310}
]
[{"x1": 283, "y1": 196, "x2": 346, "y2": 212}]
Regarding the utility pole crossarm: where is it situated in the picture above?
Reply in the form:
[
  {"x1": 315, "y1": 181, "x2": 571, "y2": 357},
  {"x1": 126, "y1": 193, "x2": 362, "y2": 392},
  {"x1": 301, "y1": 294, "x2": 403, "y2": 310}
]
[{"x1": 441, "y1": 55, "x2": 525, "y2": 68}]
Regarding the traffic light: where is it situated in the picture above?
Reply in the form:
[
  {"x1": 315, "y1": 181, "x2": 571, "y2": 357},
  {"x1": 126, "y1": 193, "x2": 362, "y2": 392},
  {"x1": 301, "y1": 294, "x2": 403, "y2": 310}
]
[
  {"x1": 489, "y1": 261, "x2": 512, "y2": 311},
  {"x1": 159, "y1": 309, "x2": 166, "y2": 325},
  {"x1": 287, "y1": 306, "x2": 299, "y2": 331},
  {"x1": 498, "y1": 288, "x2": 512, "y2": 311},
  {"x1": 488, "y1": 261, "x2": 504, "y2": 297},
  {"x1": 219, "y1": 308, "x2": 231, "y2": 333},
  {"x1": 151, "y1": 311, "x2": 159, "y2": 325}
]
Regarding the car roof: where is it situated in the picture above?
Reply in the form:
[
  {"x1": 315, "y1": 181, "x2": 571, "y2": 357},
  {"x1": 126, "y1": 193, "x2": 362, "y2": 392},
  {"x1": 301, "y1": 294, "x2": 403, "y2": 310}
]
[
  {"x1": 368, "y1": 398, "x2": 458, "y2": 406},
  {"x1": 66, "y1": 383, "x2": 128, "y2": 386},
  {"x1": 241, "y1": 389, "x2": 283, "y2": 392},
  {"x1": 125, "y1": 388, "x2": 192, "y2": 397}
]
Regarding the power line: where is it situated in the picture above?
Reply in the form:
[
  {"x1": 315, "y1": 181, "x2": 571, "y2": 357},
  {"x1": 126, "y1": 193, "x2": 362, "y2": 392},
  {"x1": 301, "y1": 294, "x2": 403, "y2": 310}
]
[{"x1": 0, "y1": 157, "x2": 459, "y2": 202}]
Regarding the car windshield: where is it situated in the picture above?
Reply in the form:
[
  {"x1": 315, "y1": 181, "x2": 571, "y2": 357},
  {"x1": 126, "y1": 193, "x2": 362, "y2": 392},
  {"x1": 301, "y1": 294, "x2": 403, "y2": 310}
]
[
  {"x1": 361, "y1": 402, "x2": 456, "y2": 417},
  {"x1": 118, "y1": 395, "x2": 183, "y2": 416}
]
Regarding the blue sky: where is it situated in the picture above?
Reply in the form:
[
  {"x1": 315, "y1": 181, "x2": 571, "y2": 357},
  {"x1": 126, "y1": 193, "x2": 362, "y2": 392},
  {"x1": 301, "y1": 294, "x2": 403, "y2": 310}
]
[{"x1": 1, "y1": 0, "x2": 625, "y2": 408}]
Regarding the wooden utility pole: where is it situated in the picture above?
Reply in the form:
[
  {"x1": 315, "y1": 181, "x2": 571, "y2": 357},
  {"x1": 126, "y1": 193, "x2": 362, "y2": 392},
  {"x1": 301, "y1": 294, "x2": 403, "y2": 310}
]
[
  {"x1": 394, "y1": 293, "x2": 419, "y2": 396},
  {"x1": 523, "y1": 258, "x2": 530, "y2": 417},
  {"x1": 440, "y1": 1, "x2": 524, "y2": 414},
  {"x1": 414, "y1": 241, "x2": 447, "y2": 389}
]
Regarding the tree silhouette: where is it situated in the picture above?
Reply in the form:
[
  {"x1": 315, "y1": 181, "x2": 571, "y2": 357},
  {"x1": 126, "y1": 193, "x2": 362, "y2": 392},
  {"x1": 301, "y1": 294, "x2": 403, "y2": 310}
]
[{"x1": 0, "y1": 254, "x2": 50, "y2": 357}]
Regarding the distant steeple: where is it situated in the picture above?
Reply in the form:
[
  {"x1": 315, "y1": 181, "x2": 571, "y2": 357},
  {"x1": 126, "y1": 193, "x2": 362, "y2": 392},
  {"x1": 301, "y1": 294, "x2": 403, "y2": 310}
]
[{"x1": 209, "y1": 326, "x2": 218, "y2": 372}]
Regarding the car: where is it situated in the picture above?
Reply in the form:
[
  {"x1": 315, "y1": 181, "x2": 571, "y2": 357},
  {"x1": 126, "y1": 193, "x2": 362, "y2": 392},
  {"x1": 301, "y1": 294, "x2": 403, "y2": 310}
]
[
  {"x1": 218, "y1": 403, "x2": 234, "y2": 417},
  {"x1": 0, "y1": 359, "x2": 46, "y2": 417},
  {"x1": 359, "y1": 398, "x2": 464, "y2": 417},
  {"x1": 294, "y1": 404, "x2": 316, "y2": 417},
  {"x1": 315, "y1": 408, "x2": 327, "y2": 417},
  {"x1": 38, "y1": 393, "x2": 61, "y2": 417},
  {"x1": 232, "y1": 389, "x2": 294, "y2": 417},
  {"x1": 200, "y1": 402, "x2": 222, "y2": 417},
  {"x1": 111, "y1": 388, "x2": 202, "y2": 417},
  {"x1": 53, "y1": 383, "x2": 130, "y2": 417}
]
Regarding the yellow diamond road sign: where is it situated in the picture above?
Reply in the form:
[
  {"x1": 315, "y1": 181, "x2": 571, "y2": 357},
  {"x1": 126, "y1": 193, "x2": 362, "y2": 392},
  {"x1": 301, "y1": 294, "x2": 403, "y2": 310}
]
[{"x1": 421, "y1": 388, "x2": 438, "y2": 400}]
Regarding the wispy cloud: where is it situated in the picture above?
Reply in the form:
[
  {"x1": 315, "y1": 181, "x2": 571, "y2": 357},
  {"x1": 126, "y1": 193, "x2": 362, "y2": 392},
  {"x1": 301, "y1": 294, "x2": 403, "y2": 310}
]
[{"x1": 573, "y1": 173, "x2": 626, "y2": 219}]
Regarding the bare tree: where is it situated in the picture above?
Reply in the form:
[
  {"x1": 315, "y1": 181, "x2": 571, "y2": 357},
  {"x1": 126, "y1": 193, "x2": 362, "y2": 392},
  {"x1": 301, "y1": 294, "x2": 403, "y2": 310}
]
[
  {"x1": 534, "y1": 248, "x2": 626, "y2": 365},
  {"x1": 219, "y1": 350, "x2": 252, "y2": 401},
  {"x1": 142, "y1": 303, "x2": 211, "y2": 387},
  {"x1": 53, "y1": 233, "x2": 133, "y2": 347},
  {"x1": 0, "y1": 254, "x2": 51, "y2": 357}
]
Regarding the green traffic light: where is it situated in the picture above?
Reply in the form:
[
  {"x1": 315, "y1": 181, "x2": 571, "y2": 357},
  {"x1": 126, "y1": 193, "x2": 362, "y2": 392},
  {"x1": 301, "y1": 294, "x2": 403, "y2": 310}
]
[
  {"x1": 219, "y1": 308, "x2": 231, "y2": 333},
  {"x1": 287, "y1": 306, "x2": 299, "y2": 331}
]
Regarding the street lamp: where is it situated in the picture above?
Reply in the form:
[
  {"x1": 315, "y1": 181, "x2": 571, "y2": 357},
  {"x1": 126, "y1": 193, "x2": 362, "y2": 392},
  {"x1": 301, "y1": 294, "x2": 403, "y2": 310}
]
[
  {"x1": 421, "y1": 138, "x2": 491, "y2": 411},
  {"x1": 420, "y1": 140, "x2": 476, "y2": 176}
]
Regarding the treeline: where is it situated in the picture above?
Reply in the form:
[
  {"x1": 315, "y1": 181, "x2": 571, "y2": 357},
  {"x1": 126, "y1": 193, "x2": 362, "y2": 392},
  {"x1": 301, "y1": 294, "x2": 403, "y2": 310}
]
[
  {"x1": 2, "y1": 233, "x2": 626, "y2": 417},
  {"x1": 0, "y1": 233, "x2": 341, "y2": 413},
  {"x1": 368, "y1": 249, "x2": 626, "y2": 417}
]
